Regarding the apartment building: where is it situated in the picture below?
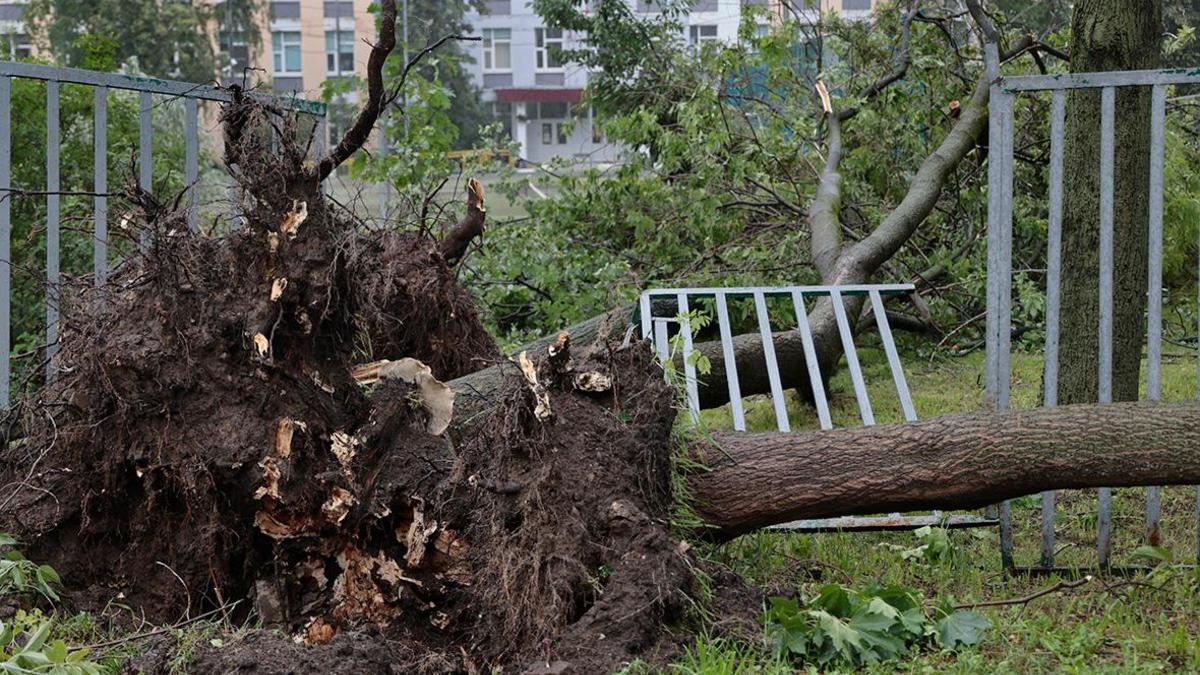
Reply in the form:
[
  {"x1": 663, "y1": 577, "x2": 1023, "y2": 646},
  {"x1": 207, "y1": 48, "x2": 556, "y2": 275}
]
[
  {"x1": 0, "y1": 2, "x2": 31, "y2": 60},
  {"x1": 466, "y1": 0, "x2": 877, "y2": 166},
  {"x1": 0, "y1": 1, "x2": 372, "y2": 96},
  {"x1": 238, "y1": 0, "x2": 374, "y2": 96}
]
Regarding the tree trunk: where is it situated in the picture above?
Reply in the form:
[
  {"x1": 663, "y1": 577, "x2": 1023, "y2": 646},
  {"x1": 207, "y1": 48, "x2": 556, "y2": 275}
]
[
  {"x1": 690, "y1": 401, "x2": 1200, "y2": 539},
  {"x1": 1058, "y1": 0, "x2": 1161, "y2": 405}
]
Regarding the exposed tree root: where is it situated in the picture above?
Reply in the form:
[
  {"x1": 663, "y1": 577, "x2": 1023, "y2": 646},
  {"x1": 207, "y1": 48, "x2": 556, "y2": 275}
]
[{"x1": 0, "y1": 34, "x2": 710, "y2": 668}]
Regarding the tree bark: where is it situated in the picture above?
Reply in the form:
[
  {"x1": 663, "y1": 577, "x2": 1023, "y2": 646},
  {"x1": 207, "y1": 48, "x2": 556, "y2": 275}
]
[
  {"x1": 690, "y1": 401, "x2": 1200, "y2": 539},
  {"x1": 1058, "y1": 0, "x2": 1161, "y2": 405}
]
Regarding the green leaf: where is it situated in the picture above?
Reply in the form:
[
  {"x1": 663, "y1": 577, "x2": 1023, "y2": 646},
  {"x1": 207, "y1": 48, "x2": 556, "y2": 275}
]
[
  {"x1": 864, "y1": 596, "x2": 901, "y2": 620},
  {"x1": 937, "y1": 610, "x2": 990, "y2": 649},
  {"x1": 813, "y1": 584, "x2": 853, "y2": 618},
  {"x1": 899, "y1": 608, "x2": 928, "y2": 636},
  {"x1": 45, "y1": 639, "x2": 68, "y2": 663},
  {"x1": 36, "y1": 564, "x2": 60, "y2": 585},
  {"x1": 1132, "y1": 545, "x2": 1174, "y2": 564},
  {"x1": 812, "y1": 610, "x2": 863, "y2": 657},
  {"x1": 0, "y1": 534, "x2": 16, "y2": 547}
]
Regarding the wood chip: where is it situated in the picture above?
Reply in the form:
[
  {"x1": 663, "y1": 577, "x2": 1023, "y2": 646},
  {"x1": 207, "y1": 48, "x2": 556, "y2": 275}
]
[
  {"x1": 280, "y1": 200, "x2": 307, "y2": 239},
  {"x1": 270, "y1": 277, "x2": 288, "y2": 302},
  {"x1": 321, "y1": 487, "x2": 357, "y2": 525},
  {"x1": 253, "y1": 333, "x2": 270, "y2": 358},
  {"x1": 518, "y1": 351, "x2": 552, "y2": 421}
]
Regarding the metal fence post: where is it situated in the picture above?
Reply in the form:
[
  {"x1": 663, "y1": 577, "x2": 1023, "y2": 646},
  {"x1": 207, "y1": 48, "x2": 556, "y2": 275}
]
[{"x1": 46, "y1": 80, "x2": 60, "y2": 382}]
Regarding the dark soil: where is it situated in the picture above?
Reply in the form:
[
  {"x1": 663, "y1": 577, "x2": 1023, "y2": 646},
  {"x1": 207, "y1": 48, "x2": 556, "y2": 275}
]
[{"x1": 0, "y1": 94, "x2": 719, "y2": 674}]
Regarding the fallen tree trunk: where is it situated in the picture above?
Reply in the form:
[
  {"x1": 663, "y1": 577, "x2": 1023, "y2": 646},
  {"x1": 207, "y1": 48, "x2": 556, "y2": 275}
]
[{"x1": 691, "y1": 401, "x2": 1200, "y2": 539}]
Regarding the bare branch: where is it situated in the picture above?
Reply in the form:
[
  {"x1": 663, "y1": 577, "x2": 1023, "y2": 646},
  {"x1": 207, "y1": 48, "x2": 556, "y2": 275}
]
[
  {"x1": 312, "y1": 0, "x2": 398, "y2": 182},
  {"x1": 385, "y1": 34, "x2": 480, "y2": 111}
]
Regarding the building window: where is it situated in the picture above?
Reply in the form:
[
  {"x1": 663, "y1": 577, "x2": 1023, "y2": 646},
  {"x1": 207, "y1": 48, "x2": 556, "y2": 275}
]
[
  {"x1": 556, "y1": 123, "x2": 568, "y2": 144},
  {"x1": 541, "y1": 122, "x2": 553, "y2": 144},
  {"x1": 326, "y1": 30, "x2": 354, "y2": 74},
  {"x1": 536, "y1": 101, "x2": 569, "y2": 119},
  {"x1": 272, "y1": 31, "x2": 302, "y2": 74},
  {"x1": 482, "y1": 28, "x2": 512, "y2": 72},
  {"x1": 219, "y1": 30, "x2": 249, "y2": 78},
  {"x1": 0, "y1": 33, "x2": 31, "y2": 60},
  {"x1": 842, "y1": 0, "x2": 872, "y2": 9},
  {"x1": 688, "y1": 25, "x2": 719, "y2": 46},
  {"x1": 535, "y1": 27, "x2": 564, "y2": 71}
]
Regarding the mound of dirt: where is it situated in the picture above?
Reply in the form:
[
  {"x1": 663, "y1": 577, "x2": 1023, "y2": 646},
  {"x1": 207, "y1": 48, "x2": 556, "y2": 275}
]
[{"x1": 0, "y1": 90, "x2": 712, "y2": 673}]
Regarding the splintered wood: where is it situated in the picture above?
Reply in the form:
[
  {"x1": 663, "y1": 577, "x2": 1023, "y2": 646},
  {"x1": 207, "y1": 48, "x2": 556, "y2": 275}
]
[{"x1": 350, "y1": 357, "x2": 455, "y2": 435}]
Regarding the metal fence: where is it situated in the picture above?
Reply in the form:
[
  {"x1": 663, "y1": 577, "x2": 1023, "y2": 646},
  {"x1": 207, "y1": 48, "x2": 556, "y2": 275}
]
[
  {"x1": 985, "y1": 48, "x2": 1200, "y2": 569},
  {"x1": 636, "y1": 283, "x2": 995, "y2": 532},
  {"x1": 0, "y1": 61, "x2": 326, "y2": 408}
]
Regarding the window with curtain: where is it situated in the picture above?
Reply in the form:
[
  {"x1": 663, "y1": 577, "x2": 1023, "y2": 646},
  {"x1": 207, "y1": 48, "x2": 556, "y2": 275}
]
[
  {"x1": 482, "y1": 28, "x2": 512, "y2": 72},
  {"x1": 326, "y1": 30, "x2": 355, "y2": 74},
  {"x1": 272, "y1": 31, "x2": 302, "y2": 74},
  {"x1": 535, "y1": 28, "x2": 564, "y2": 70}
]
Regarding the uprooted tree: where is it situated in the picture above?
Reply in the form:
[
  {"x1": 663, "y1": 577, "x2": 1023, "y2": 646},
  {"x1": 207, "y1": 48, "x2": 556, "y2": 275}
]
[{"x1": 1, "y1": 1, "x2": 1199, "y2": 673}]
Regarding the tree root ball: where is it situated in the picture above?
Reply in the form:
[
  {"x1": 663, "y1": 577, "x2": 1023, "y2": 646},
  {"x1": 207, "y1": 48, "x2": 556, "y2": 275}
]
[{"x1": 0, "y1": 95, "x2": 711, "y2": 673}]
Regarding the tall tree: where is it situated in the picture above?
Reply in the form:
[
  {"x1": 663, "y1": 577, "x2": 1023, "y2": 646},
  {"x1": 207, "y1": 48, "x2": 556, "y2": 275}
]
[
  {"x1": 26, "y1": 0, "x2": 260, "y2": 84},
  {"x1": 1057, "y1": 0, "x2": 1162, "y2": 405}
]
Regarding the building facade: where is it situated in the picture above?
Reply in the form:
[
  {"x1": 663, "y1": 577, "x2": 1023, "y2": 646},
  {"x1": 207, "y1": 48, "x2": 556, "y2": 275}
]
[
  {"x1": 0, "y1": 0, "x2": 877, "y2": 163},
  {"x1": 465, "y1": 0, "x2": 877, "y2": 166}
]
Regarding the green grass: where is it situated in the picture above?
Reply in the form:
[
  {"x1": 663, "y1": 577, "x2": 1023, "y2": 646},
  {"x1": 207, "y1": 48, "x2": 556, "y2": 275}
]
[{"x1": 681, "y1": 349, "x2": 1200, "y2": 673}]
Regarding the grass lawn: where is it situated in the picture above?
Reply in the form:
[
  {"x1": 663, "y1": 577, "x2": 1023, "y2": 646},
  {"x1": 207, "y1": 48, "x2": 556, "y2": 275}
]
[{"x1": 676, "y1": 347, "x2": 1200, "y2": 673}]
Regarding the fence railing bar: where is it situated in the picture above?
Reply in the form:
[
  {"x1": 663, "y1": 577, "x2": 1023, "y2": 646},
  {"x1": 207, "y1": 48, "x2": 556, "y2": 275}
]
[
  {"x1": 0, "y1": 76, "x2": 10, "y2": 409},
  {"x1": 869, "y1": 289, "x2": 916, "y2": 422},
  {"x1": 643, "y1": 283, "x2": 914, "y2": 298},
  {"x1": 830, "y1": 289, "x2": 874, "y2": 426},
  {"x1": 753, "y1": 290, "x2": 790, "y2": 432},
  {"x1": 0, "y1": 61, "x2": 327, "y2": 114},
  {"x1": 998, "y1": 92, "x2": 1014, "y2": 411},
  {"x1": 653, "y1": 318, "x2": 670, "y2": 374},
  {"x1": 985, "y1": 86, "x2": 1003, "y2": 411},
  {"x1": 93, "y1": 86, "x2": 108, "y2": 287},
  {"x1": 1097, "y1": 85, "x2": 1116, "y2": 567},
  {"x1": 791, "y1": 290, "x2": 832, "y2": 430},
  {"x1": 46, "y1": 80, "x2": 60, "y2": 383},
  {"x1": 185, "y1": 97, "x2": 198, "y2": 232},
  {"x1": 1041, "y1": 88, "x2": 1066, "y2": 567},
  {"x1": 995, "y1": 90, "x2": 1016, "y2": 568},
  {"x1": 639, "y1": 292, "x2": 652, "y2": 342},
  {"x1": 1001, "y1": 68, "x2": 1200, "y2": 92},
  {"x1": 676, "y1": 291, "x2": 700, "y2": 422},
  {"x1": 138, "y1": 90, "x2": 152, "y2": 249},
  {"x1": 1146, "y1": 84, "x2": 1166, "y2": 545},
  {"x1": 714, "y1": 292, "x2": 746, "y2": 431},
  {"x1": 228, "y1": 182, "x2": 241, "y2": 232}
]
